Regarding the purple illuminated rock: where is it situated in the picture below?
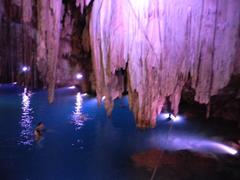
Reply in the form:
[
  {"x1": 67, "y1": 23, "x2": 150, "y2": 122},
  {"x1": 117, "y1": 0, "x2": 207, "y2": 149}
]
[{"x1": 89, "y1": 0, "x2": 240, "y2": 128}]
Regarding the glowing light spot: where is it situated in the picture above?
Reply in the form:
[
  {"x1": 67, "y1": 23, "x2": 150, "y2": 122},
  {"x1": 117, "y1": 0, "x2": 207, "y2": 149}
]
[
  {"x1": 68, "y1": 86, "x2": 76, "y2": 89},
  {"x1": 76, "y1": 73, "x2": 83, "y2": 80},
  {"x1": 211, "y1": 142, "x2": 238, "y2": 155},
  {"x1": 82, "y1": 93, "x2": 88, "y2": 97},
  {"x1": 12, "y1": 82, "x2": 17, "y2": 85},
  {"x1": 22, "y1": 66, "x2": 29, "y2": 72},
  {"x1": 171, "y1": 115, "x2": 182, "y2": 122},
  {"x1": 158, "y1": 113, "x2": 184, "y2": 123},
  {"x1": 102, "y1": 96, "x2": 106, "y2": 101}
]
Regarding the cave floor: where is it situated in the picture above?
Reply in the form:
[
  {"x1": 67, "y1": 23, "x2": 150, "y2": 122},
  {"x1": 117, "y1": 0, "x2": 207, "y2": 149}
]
[{"x1": 0, "y1": 84, "x2": 239, "y2": 180}]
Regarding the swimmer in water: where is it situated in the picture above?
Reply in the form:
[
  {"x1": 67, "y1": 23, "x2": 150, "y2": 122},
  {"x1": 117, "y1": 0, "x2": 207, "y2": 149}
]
[{"x1": 34, "y1": 122, "x2": 45, "y2": 142}]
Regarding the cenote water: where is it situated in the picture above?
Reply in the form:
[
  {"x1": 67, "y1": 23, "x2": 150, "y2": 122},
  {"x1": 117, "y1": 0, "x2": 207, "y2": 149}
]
[{"x1": 0, "y1": 84, "x2": 238, "y2": 180}]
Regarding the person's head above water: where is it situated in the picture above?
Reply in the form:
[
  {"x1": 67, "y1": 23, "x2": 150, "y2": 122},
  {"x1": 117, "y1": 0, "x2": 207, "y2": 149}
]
[{"x1": 36, "y1": 122, "x2": 45, "y2": 130}]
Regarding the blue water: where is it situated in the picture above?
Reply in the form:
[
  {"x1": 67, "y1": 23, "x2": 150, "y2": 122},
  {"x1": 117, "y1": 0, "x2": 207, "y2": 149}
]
[{"x1": 0, "y1": 84, "x2": 238, "y2": 180}]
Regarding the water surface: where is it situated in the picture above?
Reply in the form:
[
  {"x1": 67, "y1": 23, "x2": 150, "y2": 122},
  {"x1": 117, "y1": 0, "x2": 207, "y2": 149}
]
[{"x1": 0, "y1": 84, "x2": 238, "y2": 180}]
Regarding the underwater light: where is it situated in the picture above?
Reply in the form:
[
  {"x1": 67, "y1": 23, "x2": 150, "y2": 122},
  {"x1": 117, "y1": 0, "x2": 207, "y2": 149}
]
[
  {"x1": 159, "y1": 113, "x2": 183, "y2": 123},
  {"x1": 76, "y1": 73, "x2": 83, "y2": 80},
  {"x1": 171, "y1": 115, "x2": 182, "y2": 122},
  {"x1": 102, "y1": 96, "x2": 106, "y2": 101},
  {"x1": 68, "y1": 86, "x2": 76, "y2": 89}
]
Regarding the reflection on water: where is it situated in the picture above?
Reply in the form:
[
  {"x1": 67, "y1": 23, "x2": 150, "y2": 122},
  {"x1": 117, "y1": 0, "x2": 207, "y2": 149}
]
[
  {"x1": 19, "y1": 88, "x2": 34, "y2": 146},
  {"x1": 72, "y1": 92, "x2": 88, "y2": 130}
]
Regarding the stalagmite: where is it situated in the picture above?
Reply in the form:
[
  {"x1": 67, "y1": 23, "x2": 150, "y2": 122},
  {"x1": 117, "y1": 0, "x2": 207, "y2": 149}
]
[{"x1": 89, "y1": 0, "x2": 240, "y2": 128}]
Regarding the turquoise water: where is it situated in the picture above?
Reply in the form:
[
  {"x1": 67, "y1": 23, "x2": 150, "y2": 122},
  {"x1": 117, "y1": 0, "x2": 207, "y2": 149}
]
[{"x1": 0, "y1": 84, "x2": 238, "y2": 180}]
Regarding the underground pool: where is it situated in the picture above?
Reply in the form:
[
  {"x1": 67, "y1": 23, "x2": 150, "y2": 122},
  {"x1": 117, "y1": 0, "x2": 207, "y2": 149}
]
[{"x1": 0, "y1": 84, "x2": 239, "y2": 180}]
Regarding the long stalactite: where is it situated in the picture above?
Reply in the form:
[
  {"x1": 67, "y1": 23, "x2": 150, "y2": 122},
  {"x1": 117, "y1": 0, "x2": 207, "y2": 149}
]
[
  {"x1": 89, "y1": 0, "x2": 240, "y2": 128},
  {"x1": 37, "y1": 0, "x2": 62, "y2": 103}
]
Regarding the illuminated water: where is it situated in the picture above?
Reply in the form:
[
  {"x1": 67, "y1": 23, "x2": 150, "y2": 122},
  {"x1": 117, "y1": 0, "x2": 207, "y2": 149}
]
[{"x1": 0, "y1": 84, "x2": 238, "y2": 179}]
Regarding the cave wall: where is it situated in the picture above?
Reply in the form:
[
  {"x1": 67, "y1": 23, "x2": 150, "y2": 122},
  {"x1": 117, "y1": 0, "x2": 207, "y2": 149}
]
[
  {"x1": 0, "y1": 0, "x2": 94, "y2": 97},
  {"x1": 0, "y1": 0, "x2": 39, "y2": 87},
  {"x1": 89, "y1": 0, "x2": 240, "y2": 127}
]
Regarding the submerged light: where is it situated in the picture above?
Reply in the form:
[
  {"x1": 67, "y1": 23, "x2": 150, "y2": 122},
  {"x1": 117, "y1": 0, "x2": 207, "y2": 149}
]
[{"x1": 159, "y1": 113, "x2": 184, "y2": 123}]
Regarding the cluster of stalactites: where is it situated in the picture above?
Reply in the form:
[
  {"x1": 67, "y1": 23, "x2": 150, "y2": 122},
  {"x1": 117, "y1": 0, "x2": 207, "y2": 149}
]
[
  {"x1": 37, "y1": 0, "x2": 92, "y2": 103},
  {"x1": 89, "y1": 0, "x2": 240, "y2": 128}
]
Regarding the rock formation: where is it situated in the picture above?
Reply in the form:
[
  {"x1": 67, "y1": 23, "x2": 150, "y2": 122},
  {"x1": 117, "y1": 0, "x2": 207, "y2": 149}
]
[
  {"x1": 37, "y1": 0, "x2": 63, "y2": 103},
  {"x1": 89, "y1": 0, "x2": 240, "y2": 127},
  {"x1": 0, "y1": 0, "x2": 239, "y2": 128}
]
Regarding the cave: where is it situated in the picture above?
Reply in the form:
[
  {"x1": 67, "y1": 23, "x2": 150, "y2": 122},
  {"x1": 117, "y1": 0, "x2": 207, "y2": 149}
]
[{"x1": 0, "y1": 0, "x2": 240, "y2": 179}]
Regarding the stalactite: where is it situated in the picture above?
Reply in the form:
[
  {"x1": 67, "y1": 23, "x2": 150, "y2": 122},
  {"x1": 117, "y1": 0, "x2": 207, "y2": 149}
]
[
  {"x1": 37, "y1": 0, "x2": 63, "y2": 103},
  {"x1": 89, "y1": 0, "x2": 240, "y2": 128},
  {"x1": 76, "y1": 0, "x2": 92, "y2": 13}
]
